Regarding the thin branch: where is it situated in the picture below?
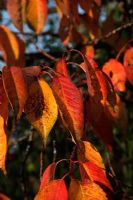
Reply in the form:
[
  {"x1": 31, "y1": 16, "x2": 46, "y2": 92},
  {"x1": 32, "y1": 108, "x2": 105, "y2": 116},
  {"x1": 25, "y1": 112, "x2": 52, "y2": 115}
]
[
  {"x1": 86, "y1": 21, "x2": 133, "y2": 45},
  {"x1": 34, "y1": 43, "x2": 59, "y2": 62}
]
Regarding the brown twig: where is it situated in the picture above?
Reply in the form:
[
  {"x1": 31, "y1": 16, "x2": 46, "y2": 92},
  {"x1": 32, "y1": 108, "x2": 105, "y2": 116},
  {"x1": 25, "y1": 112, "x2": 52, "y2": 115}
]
[{"x1": 86, "y1": 21, "x2": 133, "y2": 45}]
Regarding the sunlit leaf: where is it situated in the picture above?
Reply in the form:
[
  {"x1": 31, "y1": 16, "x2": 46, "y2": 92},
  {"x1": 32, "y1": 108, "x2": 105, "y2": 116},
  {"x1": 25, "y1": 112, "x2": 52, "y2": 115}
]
[
  {"x1": 82, "y1": 162, "x2": 113, "y2": 191},
  {"x1": 34, "y1": 179, "x2": 68, "y2": 200},
  {"x1": 0, "y1": 25, "x2": 25, "y2": 66},
  {"x1": 51, "y1": 74, "x2": 84, "y2": 143},
  {"x1": 102, "y1": 59, "x2": 126, "y2": 92},
  {"x1": 26, "y1": 0, "x2": 47, "y2": 34},
  {"x1": 0, "y1": 77, "x2": 8, "y2": 173},
  {"x1": 69, "y1": 179, "x2": 108, "y2": 200},
  {"x1": 6, "y1": 0, "x2": 26, "y2": 31},
  {"x1": 2, "y1": 66, "x2": 28, "y2": 120},
  {"x1": 78, "y1": 141, "x2": 105, "y2": 169},
  {"x1": 24, "y1": 79, "x2": 58, "y2": 144},
  {"x1": 123, "y1": 47, "x2": 133, "y2": 85}
]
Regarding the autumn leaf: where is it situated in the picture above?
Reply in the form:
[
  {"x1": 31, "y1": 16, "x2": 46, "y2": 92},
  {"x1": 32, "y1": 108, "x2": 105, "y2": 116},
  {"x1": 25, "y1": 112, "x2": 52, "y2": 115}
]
[
  {"x1": 24, "y1": 79, "x2": 58, "y2": 144},
  {"x1": 6, "y1": 0, "x2": 26, "y2": 31},
  {"x1": 77, "y1": 141, "x2": 105, "y2": 169},
  {"x1": 69, "y1": 179, "x2": 108, "y2": 200},
  {"x1": 2, "y1": 66, "x2": 28, "y2": 120},
  {"x1": 123, "y1": 47, "x2": 133, "y2": 85},
  {"x1": 0, "y1": 77, "x2": 8, "y2": 173},
  {"x1": 26, "y1": 0, "x2": 47, "y2": 34},
  {"x1": 51, "y1": 74, "x2": 84, "y2": 143},
  {"x1": 40, "y1": 162, "x2": 56, "y2": 190},
  {"x1": 34, "y1": 179, "x2": 68, "y2": 200},
  {"x1": 55, "y1": 58, "x2": 69, "y2": 76},
  {"x1": 102, "y1": 59, "x2": 126, "y2": 92},
  {"x1": 0, "y1": 25, "x2": 25, "y2": 66},
  {"x1": 78, "y1": 54, "x2": 116, "y2": 149},
  {"x1": 81, "y1": 162, "x2": 113, "y2": 191},
  {"x1": 0, "y1": 193, "x2": 10, "y2": 200}
]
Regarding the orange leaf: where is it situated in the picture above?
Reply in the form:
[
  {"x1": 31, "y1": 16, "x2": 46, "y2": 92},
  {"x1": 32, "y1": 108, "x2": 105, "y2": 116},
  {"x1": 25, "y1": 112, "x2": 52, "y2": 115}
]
[
  {"x1": 2, "y1": 66, "x2": 28, "y2": 120},
  {"x1": 24, "y1": 79, "x2": 58, "y2": 144},
  {"x1": 0, "y1": 77, "x2": 8, "y2": 173},
  {"x1": 69, "y1": 179, "x2": 108, "y2": 200},
  {"x1": 78, "y1": 141, "x2": 105, "y2": 169},
  {"x1": 102, "y1": 59, "x2": 126, "y2": 92},
  {"x1": 26, "y1": 0, "x2": 47, "y2": 34},
  {"x1": 0, "y1": 193, "x2": 10, "y2": 200},
  {"x1": 0, "y1": 25, "x2": 25, "y2": 66},
  {"x1": 34, "y1": 179, "x2": 68, "y2": 200},
  {"x1": 51, "y1": 74, "x2": 84, "y2": 142},
  {"x1": 6, "y1": 0, "x2": 26, "y2": 31},
  {"x1": 123, "y1": 47, "x2": 133, "y2": 85},
  {"x1": 82, "y1": 162, "x2": 113, "y2": 191}
]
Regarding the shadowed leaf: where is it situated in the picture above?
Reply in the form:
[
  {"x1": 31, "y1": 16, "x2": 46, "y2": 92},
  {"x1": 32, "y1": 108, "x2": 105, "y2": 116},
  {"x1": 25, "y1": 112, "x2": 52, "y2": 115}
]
[
  {"x1": 123, "y1": 47, "x2": 133, "y2": 85},
  {"x1": 2, "y1": 66, "x2": 28, "y2": 120}
]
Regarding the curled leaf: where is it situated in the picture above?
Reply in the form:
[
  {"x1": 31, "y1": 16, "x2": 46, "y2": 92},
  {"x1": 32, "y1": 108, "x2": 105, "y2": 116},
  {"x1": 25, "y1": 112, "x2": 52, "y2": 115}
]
[
  {"x1": 2, "y1": 66, "x2": 28, "y2": 120},
  {"x1": 24, "y1": 79, "x2": 58, "y2": 144}
]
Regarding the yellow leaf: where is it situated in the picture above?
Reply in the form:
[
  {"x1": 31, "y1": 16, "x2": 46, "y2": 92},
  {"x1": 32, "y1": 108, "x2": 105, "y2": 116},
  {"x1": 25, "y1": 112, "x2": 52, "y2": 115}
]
[
  {"x1": 26, "y1": 0, "x2": 47, "y2": 34},
  {"x1": 0, "y1": 117, "x2": 7, "y2": 174},
  {"x1": 69, "y1": 179, "x2": 108, "y2": 200},
  {"x1": 0, "y1": 25, "x2": 25, "y2": 66},
  {"x1": 78, "y1": 141, "x2": 105, "y2": 169},
  {"x1": 24, "y1": 79, "x2": 58, "y2": 144}
]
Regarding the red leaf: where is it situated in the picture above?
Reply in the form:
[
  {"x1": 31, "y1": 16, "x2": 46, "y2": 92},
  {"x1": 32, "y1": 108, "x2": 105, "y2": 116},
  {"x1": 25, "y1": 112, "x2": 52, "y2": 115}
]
[
  {"x1": 2, "y1": 66, "x2": 28, "y2": 120},
  {"x1": 51, "y1": 74, "x2": 84, "y2": 142},
  {"x1": 34, "y1": 179, "x2": 68, "y2": 200},
  {"x1": 55, "y1": 58, "x2": 69, "y2": 76},
  {"x1": 6, "y1": 0, "x2": 26, "y2": 31},
  {"x1": 82, "y1": 162, "x2": 113, "y2": 191},
  {"x1": 102, "y1": 59, "x2": 126, "y2": 92},
  {"x1": 40, "y1": 162, "x2": 56, "y2": 190},
  {"x1": 123, "y1": 47, "x2": 133, "y2": 85}
]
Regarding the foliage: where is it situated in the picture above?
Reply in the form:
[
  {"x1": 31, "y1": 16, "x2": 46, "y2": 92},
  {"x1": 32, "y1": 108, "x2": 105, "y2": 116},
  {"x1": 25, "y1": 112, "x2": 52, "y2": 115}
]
[{"x1": 0, "y1": 0, "x2": 133, "y2": 199}]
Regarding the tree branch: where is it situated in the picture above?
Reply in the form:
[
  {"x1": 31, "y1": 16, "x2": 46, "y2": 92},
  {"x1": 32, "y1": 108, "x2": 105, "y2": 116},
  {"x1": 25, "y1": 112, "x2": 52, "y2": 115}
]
[{"x1": 86, "y1": 21, "x2": 133, "y2": 45}]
